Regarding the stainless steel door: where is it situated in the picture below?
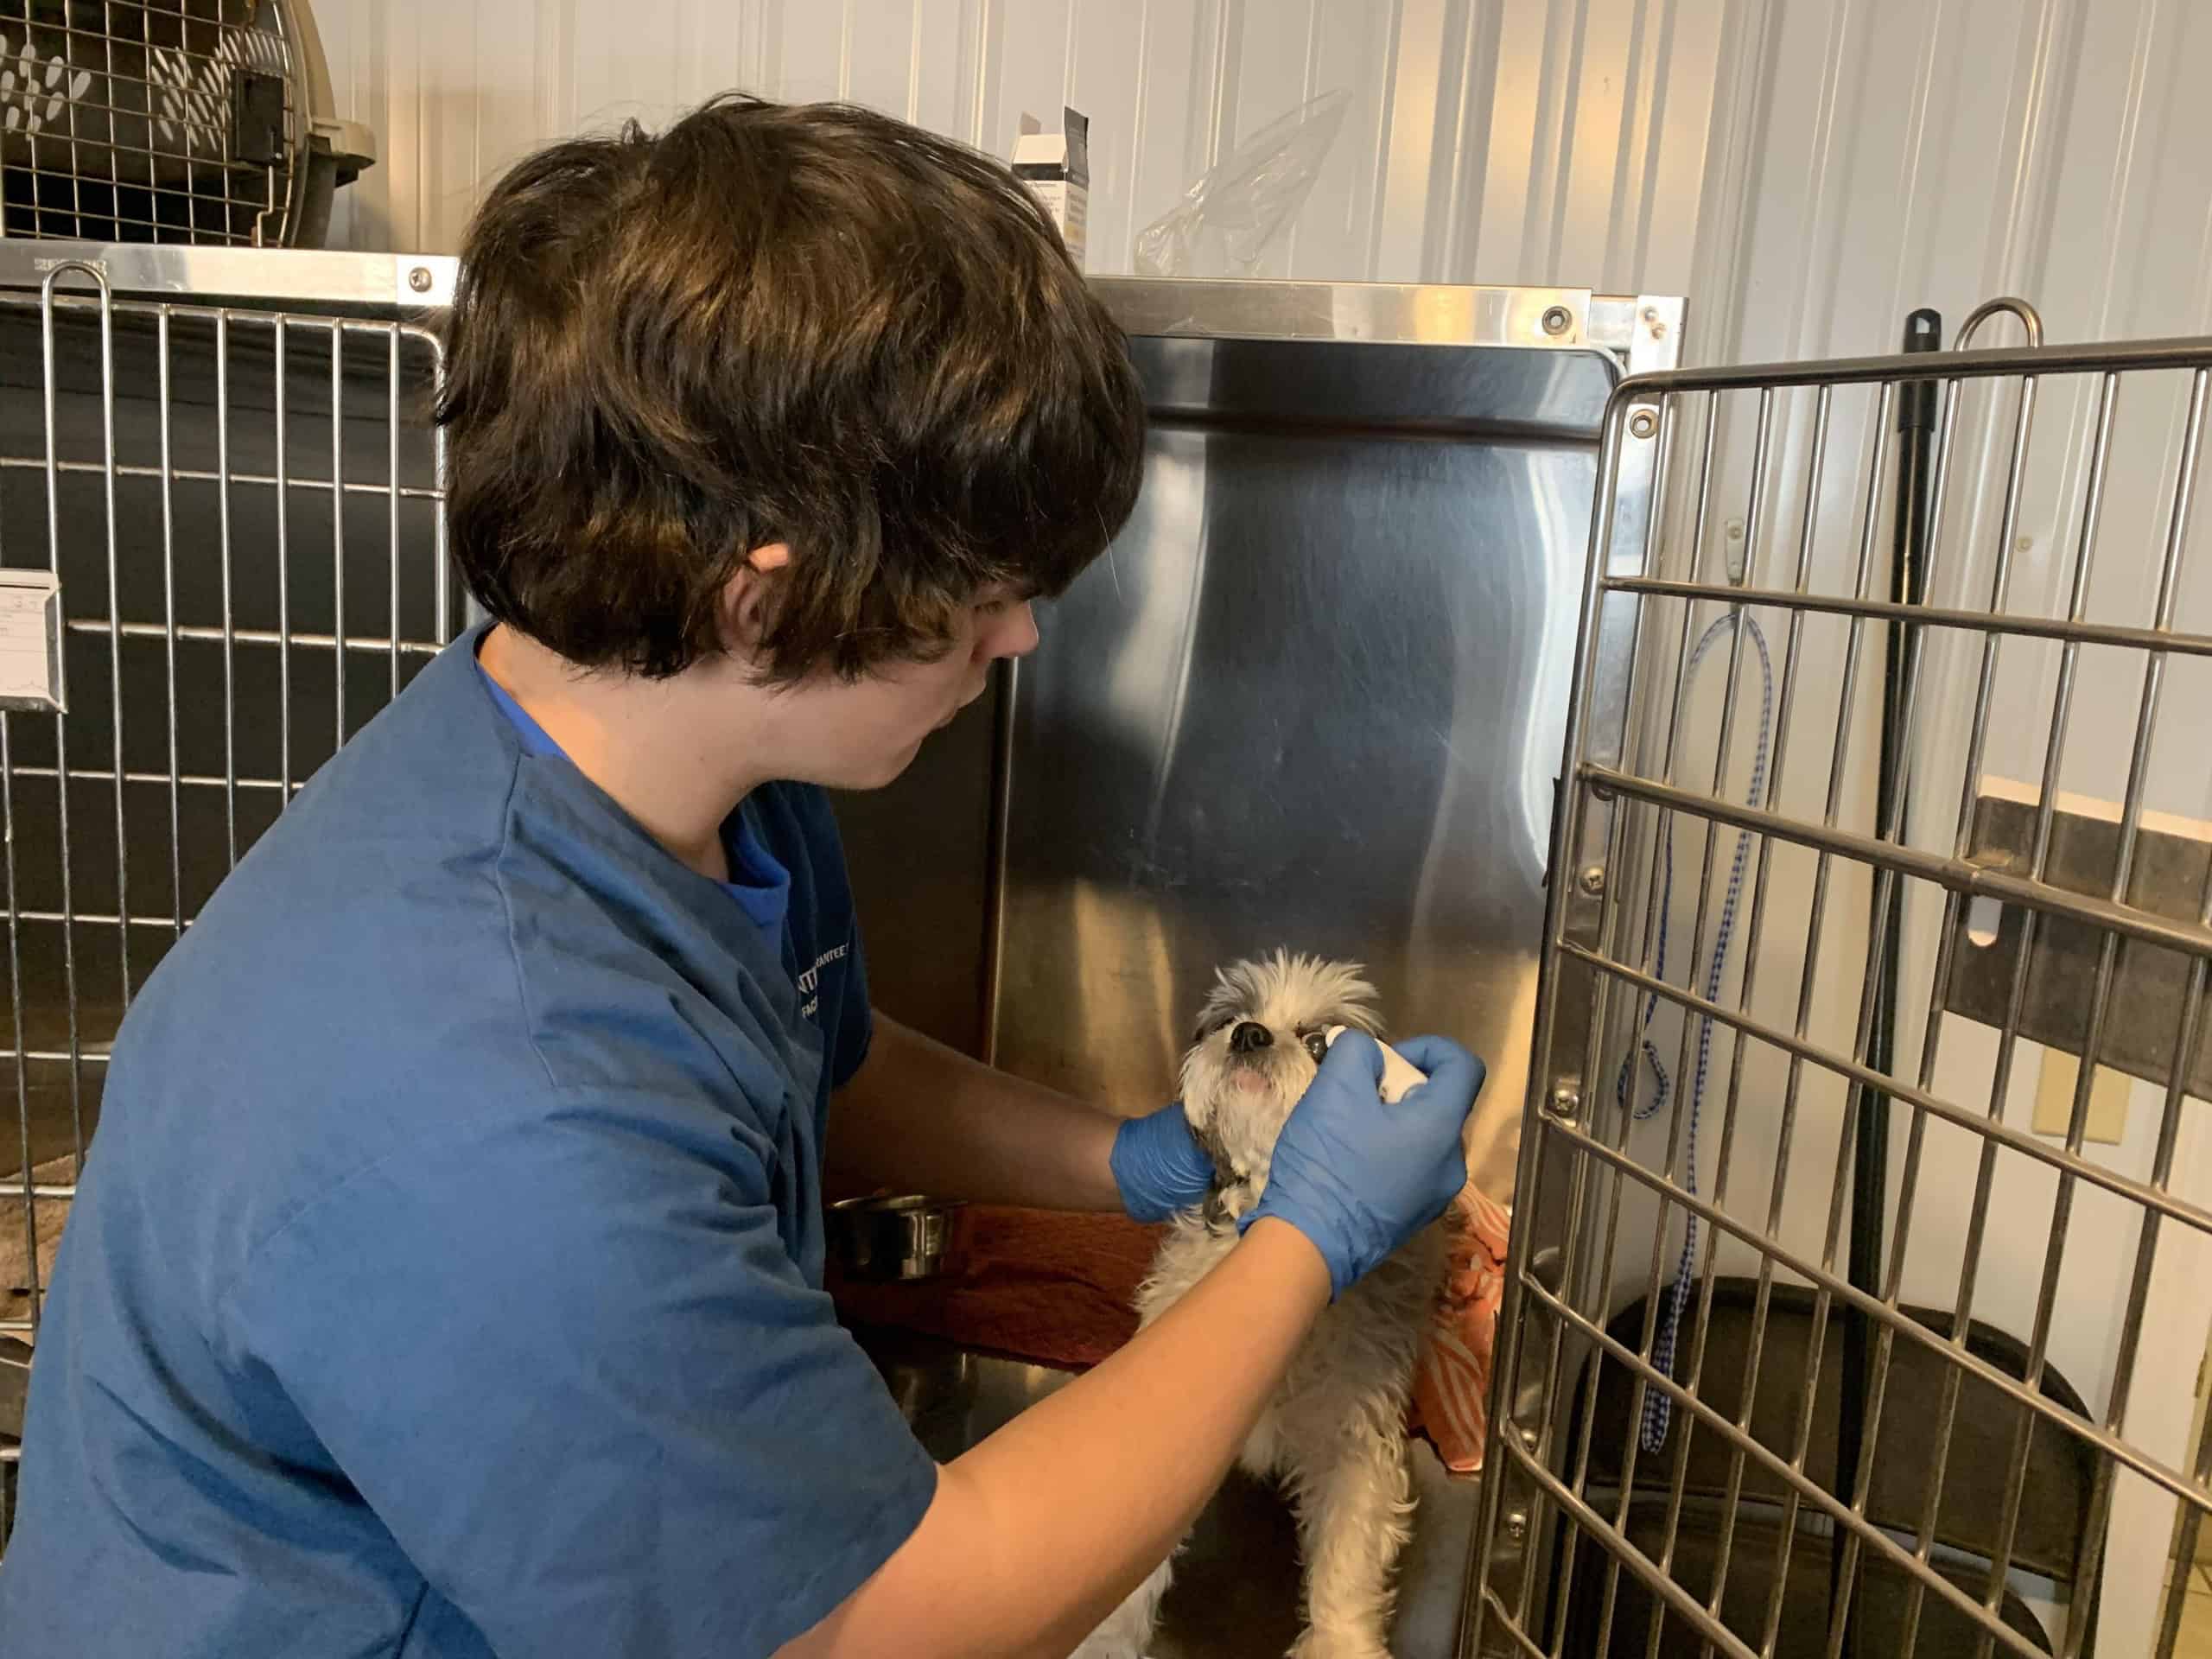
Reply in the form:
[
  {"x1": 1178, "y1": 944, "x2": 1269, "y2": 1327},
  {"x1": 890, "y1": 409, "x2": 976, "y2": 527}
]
[{"x1": 991, "y1": 329, "x2": 1625, "y2": 1164}]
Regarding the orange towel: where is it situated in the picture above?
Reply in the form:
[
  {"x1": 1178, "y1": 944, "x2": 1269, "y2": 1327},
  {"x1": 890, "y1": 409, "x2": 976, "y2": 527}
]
[{"x1": 1408, "y1": 1185, "x2": 1512, "y2": 1475}]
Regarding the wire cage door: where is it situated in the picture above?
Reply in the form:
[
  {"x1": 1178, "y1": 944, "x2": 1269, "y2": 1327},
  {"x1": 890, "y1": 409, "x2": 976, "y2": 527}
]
[
  {"x1": 1464, "y1": 320, "x2": 2212, "y2": 1659},
  {"x1": 0, "y1": 260, "x2": 450, "y2": 1533}
]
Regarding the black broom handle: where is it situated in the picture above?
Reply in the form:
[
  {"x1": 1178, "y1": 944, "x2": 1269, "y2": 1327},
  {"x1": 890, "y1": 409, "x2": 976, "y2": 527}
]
[{"x1": 1832, "y1": 304, "x2": 1942, "y2": 1658}]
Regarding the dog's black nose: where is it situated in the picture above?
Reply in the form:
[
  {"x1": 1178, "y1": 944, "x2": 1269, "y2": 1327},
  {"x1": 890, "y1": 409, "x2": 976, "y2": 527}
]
[{"x1": 1229, "y1": 1021, "x2": 1273, "y2": 1054}]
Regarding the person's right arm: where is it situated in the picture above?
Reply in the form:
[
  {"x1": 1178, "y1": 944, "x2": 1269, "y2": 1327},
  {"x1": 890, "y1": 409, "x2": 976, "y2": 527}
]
[
  {"x1": 785, "y1": 1032, "x2": 1487, "y2": 1659},
  {"x1": 784, "y1": 1215, "x2": 1330, "y2": 1658},
  {"x1": 225, "y1": 1037, "x2": 1478, "y2": 1659}
]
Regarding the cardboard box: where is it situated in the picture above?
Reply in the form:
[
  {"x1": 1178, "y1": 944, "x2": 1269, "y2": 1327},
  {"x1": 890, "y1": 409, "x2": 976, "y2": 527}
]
[{"x1": 1011, "y1": 107, "x2": 1089, "y2": 269}]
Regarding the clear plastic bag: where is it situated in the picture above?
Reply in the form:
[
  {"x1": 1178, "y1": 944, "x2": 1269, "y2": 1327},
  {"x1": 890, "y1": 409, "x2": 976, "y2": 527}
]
[{"x1": 1134, "y1": 89, "x2": 1350, "y2": 278}]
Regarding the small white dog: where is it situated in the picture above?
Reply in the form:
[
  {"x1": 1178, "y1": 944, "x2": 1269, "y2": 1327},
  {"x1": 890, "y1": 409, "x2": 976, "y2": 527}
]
[{"x1": 1075, "y1": 951, "x2": 1446, "y2": 1659}]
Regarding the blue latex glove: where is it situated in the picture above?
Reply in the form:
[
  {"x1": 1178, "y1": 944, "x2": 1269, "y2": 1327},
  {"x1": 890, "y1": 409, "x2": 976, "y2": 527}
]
[
  {"x1": 1240, "y1": 1031, "x2": 1486, "y2": 1297},
  {"x1": 1109, "y1": 1103, "x2": 1216, "y2": 1223}
]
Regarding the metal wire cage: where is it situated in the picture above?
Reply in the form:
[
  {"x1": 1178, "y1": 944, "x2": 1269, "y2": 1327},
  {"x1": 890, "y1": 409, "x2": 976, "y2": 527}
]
[
  {"x1": 0, "y1": 250, "x2": 452, "y2": 1536},
  {"x1": 0, "y1": 0, "x2": 323, "y2": 246},
  {"x1": 1464, "y1": 315, "x2": 2212, "y2": 1658}
]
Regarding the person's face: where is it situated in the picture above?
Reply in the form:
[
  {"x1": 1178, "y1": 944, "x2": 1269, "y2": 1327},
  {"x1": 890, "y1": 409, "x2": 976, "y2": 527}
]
[{"x1": 779, "y1": 584, "x2": 1040, "y2": 790}]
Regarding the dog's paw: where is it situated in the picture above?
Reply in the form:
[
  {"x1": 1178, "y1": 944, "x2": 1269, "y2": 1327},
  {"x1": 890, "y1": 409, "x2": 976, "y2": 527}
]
[{"x1": 1287, "y1": 1631, "x2": 1390, "y2": 1659}]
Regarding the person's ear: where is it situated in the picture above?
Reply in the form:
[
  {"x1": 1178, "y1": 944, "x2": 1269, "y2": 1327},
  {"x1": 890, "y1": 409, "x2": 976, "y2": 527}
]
[{"x1": 717, "y1": 543, "x2": 791, "y2": 655}]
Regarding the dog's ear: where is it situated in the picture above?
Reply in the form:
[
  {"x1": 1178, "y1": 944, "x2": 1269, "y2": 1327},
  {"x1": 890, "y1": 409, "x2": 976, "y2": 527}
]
[
  {"x1": 1332, "y1": 964, "x2": 1383, "y2": 1035},
  {"x1": 1189, "y1": 1117, "x2": 1239, "y2": 1189}
]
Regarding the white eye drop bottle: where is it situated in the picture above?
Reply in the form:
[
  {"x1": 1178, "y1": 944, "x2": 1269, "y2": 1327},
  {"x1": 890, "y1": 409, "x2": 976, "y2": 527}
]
[{"x1": 1323, "y1": 1025, "x2": 1427, "y2": 1103}]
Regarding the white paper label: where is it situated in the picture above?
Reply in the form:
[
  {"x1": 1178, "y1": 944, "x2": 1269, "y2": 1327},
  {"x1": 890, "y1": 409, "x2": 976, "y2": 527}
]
[
  {"x1": 1024, "y1": 180, "x2": 1088, "y2": 268},
  {"x1": 0, "y1": 570, "x2": 61, "y2": 710}
]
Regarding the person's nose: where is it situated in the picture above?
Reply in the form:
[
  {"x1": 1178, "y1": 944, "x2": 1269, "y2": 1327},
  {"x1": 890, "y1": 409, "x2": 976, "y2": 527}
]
[
  {"x1": 990, "y1": 601, "x2": 1039, "y2": 663},
  {"x1": 1229, "y1": 1021, "x2": 1273, "y2": 1055}
]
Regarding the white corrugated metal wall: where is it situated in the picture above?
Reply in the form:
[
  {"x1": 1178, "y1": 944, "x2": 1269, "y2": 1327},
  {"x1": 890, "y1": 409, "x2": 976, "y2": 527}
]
[{"x1": 309, "y1": 2, "x2": 2212, "y2": 1649}]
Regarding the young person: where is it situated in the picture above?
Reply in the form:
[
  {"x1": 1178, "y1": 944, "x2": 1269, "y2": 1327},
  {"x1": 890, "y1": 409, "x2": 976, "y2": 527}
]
[{"x1": 0, "y1": 96, "x2": 1484, "y2": 1659}]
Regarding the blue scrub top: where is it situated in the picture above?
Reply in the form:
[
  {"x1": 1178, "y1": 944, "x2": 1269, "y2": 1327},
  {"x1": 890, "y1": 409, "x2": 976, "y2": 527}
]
[
  {"x1": 0, "y1": 629, "x2": 938, "y2": 1658},
  {"x1": 474, "y1": 660, "x2": 795, "y2": 938}
]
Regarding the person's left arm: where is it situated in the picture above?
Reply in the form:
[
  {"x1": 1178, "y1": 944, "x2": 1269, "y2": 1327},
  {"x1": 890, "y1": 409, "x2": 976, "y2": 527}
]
[{"x1": 826, "y1": 1012, "x2": 1211, "y2": 1217}]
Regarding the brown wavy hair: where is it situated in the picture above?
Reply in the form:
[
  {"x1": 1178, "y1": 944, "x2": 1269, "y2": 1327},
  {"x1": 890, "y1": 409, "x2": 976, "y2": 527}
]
[{"x1": 438, "y1": 93, "x2": 1146, "y2": 683}]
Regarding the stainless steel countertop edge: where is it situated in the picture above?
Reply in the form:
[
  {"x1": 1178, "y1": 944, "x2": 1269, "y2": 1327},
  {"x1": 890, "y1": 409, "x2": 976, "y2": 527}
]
[
  {"x1": 1092, "y1": 276, "x2": 1685, "y2": 374},
  {"x1": 0, "y1": 248, "x2": 1687, "y2": 376},
  {"x1": 0, "y1": 242, "x2": 457, "y2": 311}
]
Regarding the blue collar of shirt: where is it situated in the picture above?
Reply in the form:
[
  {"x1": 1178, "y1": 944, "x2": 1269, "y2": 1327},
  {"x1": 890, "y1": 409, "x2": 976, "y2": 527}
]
[{"x1": 473, "y1": 656, "x2": 791, "y2": 938}]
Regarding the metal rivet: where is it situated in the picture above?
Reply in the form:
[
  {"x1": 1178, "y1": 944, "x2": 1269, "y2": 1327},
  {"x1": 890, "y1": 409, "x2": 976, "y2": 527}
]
[
  {"x1": 1541, "y1": 304, "x2": 1573, "y2": 337},
  {"x1": 2015, "y1": 534, "x2": 2033, "y2": 553},
  {"x1": 1628, "y1": 408, "x2": 1658, "y2": 439},
  {"x1": 408, "y1": 266, "x2": 433, "y2": 293},
  {"x1": 1550, "y1": 1082, "x2": 1582, "y2": 1118},
  {"x1": 1726, "y1": 518, "x2": 1745, "y2": 540},
  {"x1": 1642, "y1": 305, "x2": 1659, "y2": 322},
  {"x1": 1520, "y1": 1426, "x2": 1541, "y2": 1452},
  {"x1": 1578, "y1": 864, "x2": 1606, "y2": 896},
  {"x1": 1503, "y1": 1510, "x2": 1529, "y2": 1543},
  {"x1": 1649, "y1": 320, "x2": 1669, "y2": 340}
]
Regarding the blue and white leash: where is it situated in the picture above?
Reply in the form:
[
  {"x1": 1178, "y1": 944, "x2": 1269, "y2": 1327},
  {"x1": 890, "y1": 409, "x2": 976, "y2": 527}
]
[{"x1": 1616, "y1": 610, "x2": 1773, "y2": 1454}]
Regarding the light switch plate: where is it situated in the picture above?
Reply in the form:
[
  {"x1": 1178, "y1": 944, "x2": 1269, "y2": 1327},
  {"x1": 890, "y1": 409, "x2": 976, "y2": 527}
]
[{"x1": 2031, "y1": 1048, "x2": 2130, "y2": 1145}]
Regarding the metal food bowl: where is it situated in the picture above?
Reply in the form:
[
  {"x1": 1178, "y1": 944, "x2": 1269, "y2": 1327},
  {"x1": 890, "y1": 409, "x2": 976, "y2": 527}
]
[{"x1": 827, "y1": 1194, "x2": 972, "y2": 1282}]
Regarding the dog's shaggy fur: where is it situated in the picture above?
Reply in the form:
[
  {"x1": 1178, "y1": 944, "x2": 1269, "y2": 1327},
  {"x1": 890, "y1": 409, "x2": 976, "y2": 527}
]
[{"x1": 1074, "y1": 951, "x2": 1446, "y2": 1659}]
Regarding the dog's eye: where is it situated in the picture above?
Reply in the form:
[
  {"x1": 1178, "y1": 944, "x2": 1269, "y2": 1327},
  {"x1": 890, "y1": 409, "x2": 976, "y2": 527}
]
[
  {"x1": 1300, "y1": 1030, "x2": 1328, "y2": 1065},
  {"x1": 1194, "y1": 1014, "x2": 1236, "y2": 1045}
]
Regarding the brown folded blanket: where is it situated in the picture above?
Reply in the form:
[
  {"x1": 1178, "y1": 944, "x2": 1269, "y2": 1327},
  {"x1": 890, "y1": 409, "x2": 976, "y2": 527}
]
[
  {"x1": 829, "y1": 1206, "x2": 1159, "y2": 1370},
  {"x1": 831, "y1": 1192, "x2": 1513, "y2": 1480}
]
